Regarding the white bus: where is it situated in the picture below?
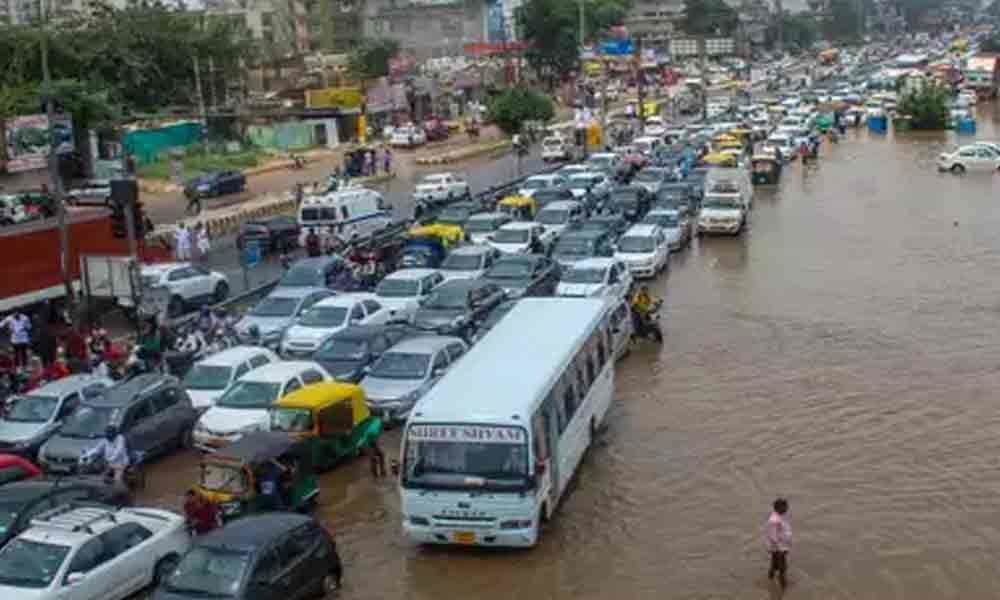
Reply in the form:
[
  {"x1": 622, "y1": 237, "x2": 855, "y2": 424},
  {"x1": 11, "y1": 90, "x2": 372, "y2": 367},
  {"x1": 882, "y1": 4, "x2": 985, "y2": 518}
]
[{"x1": 400, "y1": 297, "x2": 617, "y2": 548}]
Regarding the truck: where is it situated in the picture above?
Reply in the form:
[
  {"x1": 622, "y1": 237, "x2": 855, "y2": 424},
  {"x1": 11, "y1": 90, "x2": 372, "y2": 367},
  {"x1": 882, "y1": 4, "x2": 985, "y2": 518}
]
[
  {"x1": 963, "y1": 55, "x2": 999, "y2": 99},
  {"x1": 0, "y1": 208, "x2": 169, "y2": 313}
]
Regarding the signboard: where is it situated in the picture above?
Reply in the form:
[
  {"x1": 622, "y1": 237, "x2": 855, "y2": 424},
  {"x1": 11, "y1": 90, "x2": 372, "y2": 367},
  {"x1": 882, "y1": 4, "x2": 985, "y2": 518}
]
[
  {"x1": 705, "y1": 37, "x2": 735, "y2": 56},
  {"x1": 3, "y1": 113, "x2": 74, "y2": 173},
  {"x1": 306, "y1": 87, "x2": 363, "y2": 110},
  {"x1": 602, "y1": 39, "x2": 634, "y2": 56},
  {"x1": 408, "y1": 425, "x2": 526, "y2": 444}
]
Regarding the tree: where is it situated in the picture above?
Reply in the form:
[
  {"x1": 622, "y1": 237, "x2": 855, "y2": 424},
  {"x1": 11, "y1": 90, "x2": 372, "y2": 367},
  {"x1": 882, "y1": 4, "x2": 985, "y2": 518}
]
[
  {"x1": 893, "y1": 0, "x2": 937, "y2": 30},
  {"x1": 823, "y1": 0, "x2": 862, "y2": 41},
  {"x1": 682, "y1": 0, "x2": 738, "y2": 36},
  {"x1": 898, "y1": 84, "x2": 950, "y2": 130},
  {"x1": 347, "y1": 38, "x2": 400, "y2": 82},
  {"x1": 980, "y1": 36, "x2": 1000, "y2": 53},
  {"x1": 768, "y1": 13, "x2": 819, "y2": 51},
  {"x1": 488, "y1": 87, "x2": 555, "y2": 135}
]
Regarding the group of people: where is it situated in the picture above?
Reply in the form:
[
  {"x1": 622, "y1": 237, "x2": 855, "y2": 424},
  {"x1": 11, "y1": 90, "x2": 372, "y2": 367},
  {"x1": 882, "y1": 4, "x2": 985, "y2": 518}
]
[
  {"x1": 172, "y1": 222, "x2": 212, "y2": 262},
  {"x1": 344, "y1": 147, "x2": 393, "y2": 178}
]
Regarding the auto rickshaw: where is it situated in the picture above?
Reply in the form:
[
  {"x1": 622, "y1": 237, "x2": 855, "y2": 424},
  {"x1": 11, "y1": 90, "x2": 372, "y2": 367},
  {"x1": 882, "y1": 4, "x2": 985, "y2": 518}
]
[
  {"x1": 751, "y1": 154, "x2": 782, "y2": 185},
  {"x1": 195, "y1": 431, "x2": 318, "y2": 521},
  {"x1": 497, "y1": 194, "x2": 537, "y2": 221},
  {"x1": 700, "y1": 152, "x2": 738, "y2": 168},
  {"x1": 269, "y1": 382, "x2": 383, "y2": 471},
  {"x1": 401, "y1": 223, "x2": 464, "y2": 268}
]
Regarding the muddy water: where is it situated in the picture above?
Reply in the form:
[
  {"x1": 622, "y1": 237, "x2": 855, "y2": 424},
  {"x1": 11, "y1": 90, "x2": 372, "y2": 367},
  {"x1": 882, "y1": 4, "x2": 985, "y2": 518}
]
[{"x1": 141, "y1": 103, "x2": 1000, "y2": 600}]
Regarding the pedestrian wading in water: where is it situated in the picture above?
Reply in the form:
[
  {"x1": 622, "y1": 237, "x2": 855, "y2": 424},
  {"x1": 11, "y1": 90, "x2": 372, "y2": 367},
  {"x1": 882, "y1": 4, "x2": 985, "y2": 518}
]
[{"x1": 766, "y1": 497, "x2": 792, "y2": 588}]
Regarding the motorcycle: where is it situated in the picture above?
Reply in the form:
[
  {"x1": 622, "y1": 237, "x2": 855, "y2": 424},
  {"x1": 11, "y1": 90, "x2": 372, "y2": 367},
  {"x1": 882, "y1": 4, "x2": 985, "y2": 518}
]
[
  {"x1": 632, "y1": 301, "x2": 664, "y2": 344},
  {"x1": 164, "y1": 327, "x2": 208, "y2": 377}
]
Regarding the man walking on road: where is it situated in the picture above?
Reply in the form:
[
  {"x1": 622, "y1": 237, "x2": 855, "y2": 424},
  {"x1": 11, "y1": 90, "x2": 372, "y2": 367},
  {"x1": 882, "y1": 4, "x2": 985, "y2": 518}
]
[
  {"x1": 1, "y1": 311, "x2": 32, "y2": 368},
  {"x1": 765, "y1": 498, "x2": 792, "y2": 589}
]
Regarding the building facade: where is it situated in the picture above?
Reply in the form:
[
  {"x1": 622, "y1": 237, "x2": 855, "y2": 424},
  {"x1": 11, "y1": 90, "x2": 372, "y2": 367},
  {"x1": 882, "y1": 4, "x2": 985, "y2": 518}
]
[{"x1": 362, "y1": 0, "x2": 488, "y2": 60}]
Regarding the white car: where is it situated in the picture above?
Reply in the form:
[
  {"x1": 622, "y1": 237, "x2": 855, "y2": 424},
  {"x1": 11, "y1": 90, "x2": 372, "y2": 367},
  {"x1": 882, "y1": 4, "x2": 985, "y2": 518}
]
[
  {"x1": 182, "y1": 346, "x2": 279, "y2": 412},
  {"x1": 193, "y1": 361, "x2": 331, "y2": 451},
  {"x1": 762, "y1": 134, "x2": 797, "y2": 161},
  {"x1": 644, "y1": 116, "x2": 667, "y2": 137},
  {"x1": 566, "y1": 172, "x2": 612, "y2": 202},
  {"x1": 280, "y1": 293, "x2": 391, "y2": 358},
  {"x1": 413, "y1": 173, "x2": 470, "y2": 205},
  {"x1": 938, "y1": 145, "x2": 1000, "y2": 173},
  {"x1": 614, "y1": 224, "x2": 670, "y2": 278},
  {"x1": 541, "y1": 135, "x2": 572, "y2": 161},
  {"x1": 536, "y1": 200, "x2": 586, "y2": 238},
  {"x1": 438, "y1": 245, "x2": 500, "y2": 281},
  {"x1": 0, "y1": 195, "x2": 30, "y2": 225},
  {"x1": 373, "y1": 268, "x2": 444, "y2": 321},
  {"x1": 518, "y1": 173, "x2": 567, "y2": 198},
  {"x1": 390, "y1": 124, "x2": 427, "y2": 147},
  {"x1": 643, "y1": 208, "x2": 690, "y2": 250},
  {"x1": 698, "y1": 195, "x2": 746, "y2": 235},
  {"x1": 463, "y1": 212, "x2": 512, "y2": 245},
  {"x1": 137, "y1": 263, "x2": 229, "y2": 317},
  {"x1": 0, "y1": 504, "x2": 190, "y2": 600},
  {"x1": 556, "y1": 257, "x2": 633, "y2": 300},
  {"x1": 488, "y1": 222, "x2": 549, "y2": 255}
]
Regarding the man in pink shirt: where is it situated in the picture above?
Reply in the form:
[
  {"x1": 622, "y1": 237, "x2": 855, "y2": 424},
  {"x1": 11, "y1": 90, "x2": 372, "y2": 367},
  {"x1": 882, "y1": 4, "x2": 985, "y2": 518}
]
[{"x1": 766, "y1": 497, "x2": 792, "y2": 588}]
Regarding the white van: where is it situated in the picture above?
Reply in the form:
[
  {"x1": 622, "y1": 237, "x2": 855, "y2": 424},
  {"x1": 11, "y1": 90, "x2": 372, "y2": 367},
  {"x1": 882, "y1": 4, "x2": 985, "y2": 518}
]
[
  {"x1": 704, "y1": 167, "x2": 753, "y2": 211},
  {"x1": 541, "y1": 135, "x2": 571, "y2": 161},
  {"x1": 298, "y1": 187, "x2": 392, "y2": 244}
]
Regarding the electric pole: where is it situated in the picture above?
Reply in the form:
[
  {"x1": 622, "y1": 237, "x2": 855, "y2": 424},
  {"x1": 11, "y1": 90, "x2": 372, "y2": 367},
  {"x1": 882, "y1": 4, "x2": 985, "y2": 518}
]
[
  {"x1": 635, "y1": 36, "x2": 646, "y2": 130},
  {"x1": 775, "y1": 0, "x2": 784, "y2": 55},
  {"x1": 193, "y1": 55, "x2": 207, "y2": 126},
  {"x1": 41, "y1": 0, "x2": 73, "y2": 306}
]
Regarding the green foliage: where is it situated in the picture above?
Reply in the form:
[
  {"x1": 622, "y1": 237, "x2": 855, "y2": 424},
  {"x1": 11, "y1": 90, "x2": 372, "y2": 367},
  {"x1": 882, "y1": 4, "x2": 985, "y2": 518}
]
[
  {"x1": 768, "y1": 14, "x2": 819, "y2": 50},
  {"x1": 980, "y1": 36, "x2": 1000, "y2": 53},
  {"x1": 682, "y1": 0, "x2": 738, "y2": 36},
  {"x1": 136, "y1": 145, "x2": 267, "y2": 180},
  {"x1": 487, "y1": 87, "x2": 555, "y2": 136},
  {"x1": 898, "y1": 84, "x2": 950, "y2": 130},
  {"x1": 895, "y1": 0, "x2": 937, "y2": 29},
  {"x1": 823, "y1": 0, "x2": 862, "y2": 41},
  {"x1": 347, "y1": 38, "x2": 400, "y2": 81}
]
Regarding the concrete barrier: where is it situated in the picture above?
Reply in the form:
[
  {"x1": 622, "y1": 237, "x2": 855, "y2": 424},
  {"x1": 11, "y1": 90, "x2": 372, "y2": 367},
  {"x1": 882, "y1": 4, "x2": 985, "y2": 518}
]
[{"x1": 415, "y1": 140, "x2": 512, "y2": 166}]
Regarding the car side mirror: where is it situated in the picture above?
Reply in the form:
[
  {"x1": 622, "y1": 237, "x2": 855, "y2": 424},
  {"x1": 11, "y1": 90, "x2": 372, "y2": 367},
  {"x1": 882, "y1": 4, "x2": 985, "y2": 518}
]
[
  {"x1": 66, "y1": 572, "x2": 86, "y2": 586},
  {"x1": 362, "y1": 365, "x2": 373, "y2": 374},
  {"x1": 433, "y1": 368, "x2": 446, "y2": 378}
]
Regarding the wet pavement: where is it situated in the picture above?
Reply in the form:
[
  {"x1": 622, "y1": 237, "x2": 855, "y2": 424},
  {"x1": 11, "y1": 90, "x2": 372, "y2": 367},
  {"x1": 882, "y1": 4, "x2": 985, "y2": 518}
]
[{"x1": 140, "y1": 102, "x2": 1000, "y2": 600}]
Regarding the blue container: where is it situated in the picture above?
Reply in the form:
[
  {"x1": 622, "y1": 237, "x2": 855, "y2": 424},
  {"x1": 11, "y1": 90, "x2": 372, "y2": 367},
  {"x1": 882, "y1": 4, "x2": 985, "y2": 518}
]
[
  {"x1": 867, "y1": 115, "x2": 888, "y2": 133},
  {"x1": 957, "y1": 118, "x2": 977, "y2": 135}
]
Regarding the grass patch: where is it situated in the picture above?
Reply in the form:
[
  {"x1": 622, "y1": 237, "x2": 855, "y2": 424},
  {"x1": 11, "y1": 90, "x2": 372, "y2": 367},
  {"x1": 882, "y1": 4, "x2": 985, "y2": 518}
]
[{"x1": 138, "y1": 146, "x2": 272, "y2": 180}]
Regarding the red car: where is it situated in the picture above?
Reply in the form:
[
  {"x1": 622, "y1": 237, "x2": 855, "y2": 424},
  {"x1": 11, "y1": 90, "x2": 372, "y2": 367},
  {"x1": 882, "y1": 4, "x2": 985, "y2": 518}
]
[
  {"x1": 0, "y1": 454, "x2": 41, "y2": 485},
  {"x1": 423, "y1": 118, "x2": 450, "y2": 142}
]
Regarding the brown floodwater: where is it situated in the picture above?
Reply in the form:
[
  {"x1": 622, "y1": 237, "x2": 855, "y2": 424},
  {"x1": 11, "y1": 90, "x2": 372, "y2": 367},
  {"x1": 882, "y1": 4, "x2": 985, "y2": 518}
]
[{"x1": 141, "y1": 102, "x2": 1000, "y2": 600}]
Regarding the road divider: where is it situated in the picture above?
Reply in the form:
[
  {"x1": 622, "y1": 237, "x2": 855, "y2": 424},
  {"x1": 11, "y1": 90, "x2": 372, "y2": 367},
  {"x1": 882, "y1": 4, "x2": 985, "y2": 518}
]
[{"x1": 415, "y1": 140, "x2": 512, "y2": 165}]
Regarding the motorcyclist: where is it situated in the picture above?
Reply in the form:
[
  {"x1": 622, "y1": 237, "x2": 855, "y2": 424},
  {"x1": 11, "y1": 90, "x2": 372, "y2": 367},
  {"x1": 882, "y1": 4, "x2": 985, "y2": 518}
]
[
  {"x1": 197, "y1": 305, "x2": 216, "y2": 334},
  {"x1": 630, "y1": 286, "x2": 663, "y2": 343},
  {"x1": 90, "y1": 425, "x2": 130, "y2": 487}
]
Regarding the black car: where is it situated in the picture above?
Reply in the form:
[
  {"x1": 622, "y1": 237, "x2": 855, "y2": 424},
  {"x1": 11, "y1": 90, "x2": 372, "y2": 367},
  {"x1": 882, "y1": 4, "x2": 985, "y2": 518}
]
[
  {"x1": 532, "y1": 188, "x2": 575, "y2": 209},
  {"x1": 0, "y1": 479, "x2": 128, "y2": 548},
  {"x1": 655, "y1": 183, "x2": 699, "y2": 212},
  {"x1": 184, "y1": 170, "x2": 247, "y2": 199},
  {"x1": 413, "y1": 279, "x2": 506, "y2": 337},
  {"x1": 607, "y1": 185, "x2": 651, "y2": 223},
  {"x1": 471, "y1": 299, "x2": 519, "y2": 343},
  {"x1": 483, "y1": 255, "x2": 560, "y2": 298},
  {"x1": 277, "y1": 256, "x2": 346, "y2": 289},
  {"x1": 632, "y1": 167, "x2": 672, "y2": 197},
  {"x1": 550, "y1": 229, "x2": 616, "y2": 267},
  {"x1": 573, "y1": 214, "x2": 630, "y2": 240},
  {"x1": 154, "y1": 513, "x2": 341, "y2": 600},
  {"x1": 435, "y1": 201, "x2": 481, "y2": 228},
  {"x1": 238, "y1": 216, "x2": 300, "y2": 255},
  {"x1": 312, "y1": 324, "x2": 412, "y2": 382}
]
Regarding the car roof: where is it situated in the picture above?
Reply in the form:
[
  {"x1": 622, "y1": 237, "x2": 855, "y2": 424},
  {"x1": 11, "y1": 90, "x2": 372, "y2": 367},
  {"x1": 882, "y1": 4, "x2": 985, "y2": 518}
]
[
  {"x1": 569, "y1": 257, "x2": 617, "y2": 269},
  {"x1": 448, "y1": 245, "x2": 493, "y2": 256},
  {"x1": 288, "y1": 256, "x2": 342, "y2": 270},
  {"x1": 91, "y1": 374, "x2": 176, "y2": 407},
  {"x1": 241, "y1": 361, "x2": 322, "y2": 382},
  {"x1": 331, "y1": 323, "x2": 409, "y2": 341},
  {"x1": 526, "y1": 173, "x2": 560, "y2": 181},
  {"x1": 383, "y1": 268, "x2": 439, "y2": 280},
  {"x1": 200, "y1": 346, "x2": 273, "y2": 367},
  {"x1": 558, "y1": 229, "x2": 606, "y2": 241},
  {"x1": 624, "y1": 224, "x2": 661, "y2": 237},
  {"x1": 141, "y1": 262, "x2": 187, "y2": 274},
  {"x1": 313, "y1": 293, "x2": 376, "y2": 308},
  {"x1": 423, "y1": 173, "x2": 453, "y2": 179},
  {"x1": 267, "y1": 286, "x2": 332, "y2": 300},
  {"x1": 386, "y1": 335, "x2": 463, "y2": 354},
  {"x1": 434, "y1": 278, "x2": 493, "y2": 292},
  {"x1": 541, "y1": 200, "x2": 582, "y2": 210},
  {"x1": 198, "y1": 513, "x2": 314, "y2": 551},
  {"x1": 34, "y1": 374, "x2": 109, "y2": 396},
  {"x1": 499, "y1": 222, "x2": 538, "y2": 231},
  {"x1": 466, "y1": 212, "x2": 506, "y2": 221}
]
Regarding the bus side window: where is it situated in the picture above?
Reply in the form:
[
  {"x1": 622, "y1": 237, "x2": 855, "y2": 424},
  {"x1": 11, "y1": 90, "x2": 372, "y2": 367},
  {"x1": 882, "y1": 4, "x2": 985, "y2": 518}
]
[
  {"x1": 563, "y1": 379, "x2": 577, "y2": 423},
  {"x1": 340, "y1": 206, "x2": 349, "y2": 220},
  {"x1": 574, "y1": 364, "x2": 587, "y2": 401},
  {"x1": 532, "y1": 411, "x2": 549, "y2": 462},
  {"x1": 595, "y1": 330, "x2": 607, "y2": 368},
  {"x1": 550, "y1": 385, "x2": 567, "y2": 434}
]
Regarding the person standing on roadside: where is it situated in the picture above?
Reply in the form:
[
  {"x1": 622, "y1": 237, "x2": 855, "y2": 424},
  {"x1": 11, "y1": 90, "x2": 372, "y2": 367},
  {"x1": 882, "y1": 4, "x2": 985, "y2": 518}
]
[
  {"x1": 1, "y1": 311, "x2": 32, "y2": 369},
  {"x1": 305, "y1": 228, "x2": 322, "y2": 257},
  {"x1": 765, "y1": 497, "x2": 792, "y2": 589},
  {"x1": 196, "y1": 224, "x2": 211, "y2": 263},
  {"x1": 383, "y1": 147, "x2": 392, "y2": 176}
]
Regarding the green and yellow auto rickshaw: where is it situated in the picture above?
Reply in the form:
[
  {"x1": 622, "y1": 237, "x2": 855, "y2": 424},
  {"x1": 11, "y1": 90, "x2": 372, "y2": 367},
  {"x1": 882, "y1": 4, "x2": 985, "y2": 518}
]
[
  {"x1": 751, "y1": 154, "x2": 783, "y2": 185},
  {"x1": 195, "y1": 431, "x2": 318, "y2": 521},
  {"x1": 269, "y1": 382, "x2": 383, "y2": 471},
  {"x1": 497, "y1": 194, "x2": 537, "y2": 221}
]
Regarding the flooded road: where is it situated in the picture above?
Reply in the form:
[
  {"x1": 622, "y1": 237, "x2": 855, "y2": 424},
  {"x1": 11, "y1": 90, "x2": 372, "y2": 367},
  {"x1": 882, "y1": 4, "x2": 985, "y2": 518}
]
[{"x1": 142, "y1": 103, "x2": 1000, "y2": 600}]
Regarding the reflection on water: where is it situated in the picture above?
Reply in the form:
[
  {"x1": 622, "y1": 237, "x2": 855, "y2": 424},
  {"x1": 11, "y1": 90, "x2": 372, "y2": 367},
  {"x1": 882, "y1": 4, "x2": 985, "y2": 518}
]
[{"x1": 142, "y1": 104, "x2": 1000, "y2": 600}]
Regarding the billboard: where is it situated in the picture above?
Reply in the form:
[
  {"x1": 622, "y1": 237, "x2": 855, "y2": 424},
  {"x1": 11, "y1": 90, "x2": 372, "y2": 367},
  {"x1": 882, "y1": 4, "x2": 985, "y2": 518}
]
[
  {"x1": 3, "y1": 113, "x2": 74, "y2": 173},
  {"x1": 305, "y1": 87, "x2": 363, "y2": 110}
]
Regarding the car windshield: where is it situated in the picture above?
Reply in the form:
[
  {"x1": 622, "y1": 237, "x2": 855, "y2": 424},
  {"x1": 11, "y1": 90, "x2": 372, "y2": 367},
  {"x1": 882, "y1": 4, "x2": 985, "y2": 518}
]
[
  {"x1": 492, "y1": 228, "x2": 529, "y2": 243},
  {"x1": 612, "y1": 191, "x2": 639, "y2": 205},
  {"x1": 420, "y1": 176, "x2": 447, "y2": 185},
  {"x1": 60, "y1": 404, "x2": 115, "y2": 438},
  {"x1": 297, "y1": 306, "x2": 348, "y2": 328},
  {"x1": 376, "y1": 278, "x2": 421, "y2": 298},
  {"x1": 441, "y1": 253, "x2": 483, "y2": 271},
  {"x1": 316, "y1": 338, "x2": 368, "y2": 360},
  {"x1": 164, "y1": 546, "x2": 251, "y2": 598},
  {"x1": 251, "y1": 296, "x2": 299, "y2": 317},
  {"x1": 464, "y1": 219, "x2": 499, "y2": 233},
  {"x1": 4, "y1": 394, "x2": 59, "y2": 423},
  {"x1": 588, "y1": 157, "x2": 612, "y2": 168},
  {"x1": 635, "y1": 170, "x2": 665, "y2": 182},
  {"x1": 645, "y1": 213, "x2": 679, "y2": 227},
  {"x1": 537, "y1": 209, "x2": 569, "y2": 225},
  {"x1": 215, "y1": 381, "x2": 281, "y2": 409},
  {"x1": 569, "y1": 176, "x2": 596, "y2": 188},
  {"x1": 0, "y1": 538, "x2": 70, "y2": 588},
  {"x1": 369, "y1": 352, "x2": 430, "y2": 380},
  {"x1": 703, "y1": 196, "x2": 742, "y2": 209},
  {"x1": 424, "y1": 286, "x2": 469, "y2": 310},
  {"x1": 554, "y1": 239, "x2": 595, "y2": 257},
  {"x1": 487, "y1": 261, "x2": 532, "y2": 279},
  {"x1": 403, "y1": 425, "x2": 530, "y2": 491},
  {"x1": 563, "y1": 267, "x2": 606, "y2": 284},
  {"x1": 279, "y1": 265, "x2": 325, "y2": 287},
  {"x1": 618, "y1": 236, "x2": 654, "y2": 253},
  {"x1": 521, "y1": 179, "x2": 549, "y2": 190},
  {"x1": 183, "y1": 365, "x2": 233, "y2": 392},
  {"x1": 270, "y1": 407, "x2": 313, "y2": 433}
]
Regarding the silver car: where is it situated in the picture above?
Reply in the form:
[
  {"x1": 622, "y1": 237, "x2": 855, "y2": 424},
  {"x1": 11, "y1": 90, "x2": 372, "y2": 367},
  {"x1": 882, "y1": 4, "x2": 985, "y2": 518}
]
[
  {"x1": 236, "y1": 287, "x2": 335, "y2": 348},
  {"x1": 361, "y1": 335, "x2": 468, "y2": 423}
]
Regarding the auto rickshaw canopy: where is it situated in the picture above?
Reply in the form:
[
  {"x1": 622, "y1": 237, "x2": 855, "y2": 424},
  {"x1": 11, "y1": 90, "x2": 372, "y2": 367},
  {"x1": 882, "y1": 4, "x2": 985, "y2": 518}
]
[
  {"x1": 712, "y1": 133, "x2": 737, "y2": 143},
  {"x1": 407, "y1": 223, "x2": 464, "y2": 246},
  {"x1": 497, "y1": 194, "x2": 537, "y2": 219},
  {"x1": 701, "y1": 152, "x2": 738, "y2": 166},
  {"x1": 276, "y1": 382, "x2": 371, "y2": 428}
]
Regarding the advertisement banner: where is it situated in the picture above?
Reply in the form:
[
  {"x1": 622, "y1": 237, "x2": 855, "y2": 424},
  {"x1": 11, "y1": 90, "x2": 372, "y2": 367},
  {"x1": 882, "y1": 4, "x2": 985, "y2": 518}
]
[
  {"x1": 4, "y1": 113, "x2": 74, "y2": 173},
  {"x1": 408, "y1": 425, "x2": 526, "y2": 444},
  {"x1": 305, "y1": 87, "x2": 363, "y2": 110}
]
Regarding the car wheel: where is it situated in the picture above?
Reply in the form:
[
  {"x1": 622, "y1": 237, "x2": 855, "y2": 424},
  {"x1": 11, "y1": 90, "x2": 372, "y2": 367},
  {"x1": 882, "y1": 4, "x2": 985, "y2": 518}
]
[
  {"x1": 951, "y1": 163, "x2": 966, "y2": 174},
  {"x1": 320, "y1": 572, "x2": 341, "y2": 596},
  {"x1": 214, "y1": 281, "x2": 229, "y2": 303},
  {"x1": 167, "y1": 296, "x2": 185, "y2": 318},
  {"x1": 153, "y1": 554, "x2": 180, "y2": 586}
]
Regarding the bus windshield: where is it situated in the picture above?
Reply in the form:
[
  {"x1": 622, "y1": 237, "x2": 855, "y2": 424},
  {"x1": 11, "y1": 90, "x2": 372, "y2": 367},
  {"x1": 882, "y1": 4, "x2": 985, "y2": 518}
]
[{"x1": 402, "y1": 424, "x2": 530, "y2": 491}]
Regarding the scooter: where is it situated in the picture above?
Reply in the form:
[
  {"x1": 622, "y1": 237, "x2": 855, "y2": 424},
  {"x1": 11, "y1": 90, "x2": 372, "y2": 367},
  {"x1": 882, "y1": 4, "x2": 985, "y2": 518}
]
[{"x1": 632, "y1": 302, "x2": 664, "y2": 344}]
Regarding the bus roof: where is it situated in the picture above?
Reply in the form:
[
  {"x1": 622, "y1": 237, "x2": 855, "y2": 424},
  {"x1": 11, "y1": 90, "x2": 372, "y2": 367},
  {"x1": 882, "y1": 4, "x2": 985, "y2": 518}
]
[{"x1": 410, "y1": 298, "x2": 611, "y2": 428}]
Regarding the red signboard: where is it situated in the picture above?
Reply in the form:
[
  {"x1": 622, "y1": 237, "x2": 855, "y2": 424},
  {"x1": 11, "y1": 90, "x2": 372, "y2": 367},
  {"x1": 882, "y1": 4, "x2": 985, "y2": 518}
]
[{"x1": 464, "y1": 41, "x2": 530, "y2": 56}]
